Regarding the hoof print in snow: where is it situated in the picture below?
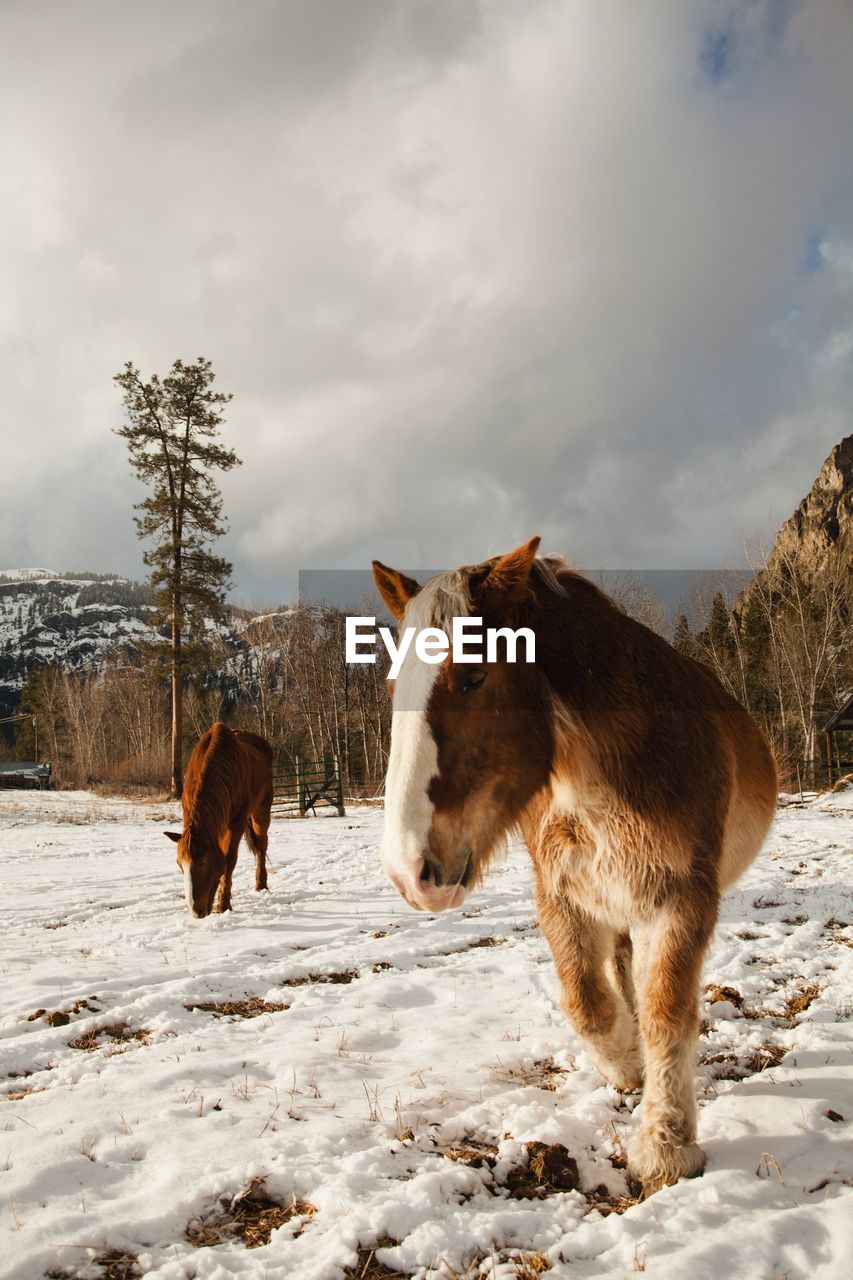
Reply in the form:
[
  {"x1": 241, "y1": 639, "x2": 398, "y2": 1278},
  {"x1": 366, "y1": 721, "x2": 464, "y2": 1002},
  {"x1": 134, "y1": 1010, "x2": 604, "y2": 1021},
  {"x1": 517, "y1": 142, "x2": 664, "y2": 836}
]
[
  {"x1": 504, "y1": 1142, "x2": 581, "y2": 1199},
  {"x1": 281, "y1": 970, "x2": 358, "y2": 986},
  {"x1": 186, "y1": 1180, "x2": 315, "y2": 1249},
  {"x1": 586, "y1": 1181, "x2": 644, "y2": 1216},
  {"x1": 343, "y1": 1242, "x2": 406, "y2": 1279},
  {"x1": 46, "y1": 1248, "x2": 141, "y2": 1279},
  {"x1": 701, "y1": 1042, "x2": 786, "y2": 1080},
  {"x1": 185, "y1": 998, "x2": 289, "y2": 1019},
  {"x1": 784, "y1": 982, "x2": 820, "y2": 1019},
  {"x1": 445, "y1": 1142, "x2": 499, "y2": 1170},
  {"x1": 446, "y1": 936, "x2": 508, "y2": 956}
]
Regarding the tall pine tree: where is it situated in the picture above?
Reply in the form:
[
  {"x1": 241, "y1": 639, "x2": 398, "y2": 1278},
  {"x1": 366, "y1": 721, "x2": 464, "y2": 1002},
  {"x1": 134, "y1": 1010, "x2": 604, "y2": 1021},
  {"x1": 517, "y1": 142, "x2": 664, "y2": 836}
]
[
  {"x1": 672, "y1": 613, "x2": 694, "y2": 657},
  {"x1": 114, "y1": 358, "x2": 240, "y2": 797}
]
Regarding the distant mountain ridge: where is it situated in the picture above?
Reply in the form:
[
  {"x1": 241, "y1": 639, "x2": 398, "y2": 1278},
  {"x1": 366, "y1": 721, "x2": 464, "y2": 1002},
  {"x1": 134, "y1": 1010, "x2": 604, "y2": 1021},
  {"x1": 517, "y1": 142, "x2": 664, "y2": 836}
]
[
  {"x1": 0, "y1": 571, "x2": 155, "y2": 714},
  {"x1": 0, "y1": 570, "x2": 267, "y2": 721}
]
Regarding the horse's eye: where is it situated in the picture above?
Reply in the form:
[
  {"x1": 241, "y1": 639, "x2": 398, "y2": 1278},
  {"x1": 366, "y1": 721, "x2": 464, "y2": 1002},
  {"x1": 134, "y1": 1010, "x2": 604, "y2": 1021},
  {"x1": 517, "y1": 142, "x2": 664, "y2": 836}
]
[{"x1": 461, "y1": 668, "x2": 487, "y2": 693}]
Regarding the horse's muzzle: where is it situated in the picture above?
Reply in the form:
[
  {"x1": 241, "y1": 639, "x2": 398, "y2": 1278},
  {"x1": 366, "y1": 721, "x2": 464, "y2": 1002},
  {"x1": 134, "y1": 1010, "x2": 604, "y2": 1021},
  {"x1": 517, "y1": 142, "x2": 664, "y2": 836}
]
[{"x1": 388, "y1": 850, "x2": 472, "y2": 913}]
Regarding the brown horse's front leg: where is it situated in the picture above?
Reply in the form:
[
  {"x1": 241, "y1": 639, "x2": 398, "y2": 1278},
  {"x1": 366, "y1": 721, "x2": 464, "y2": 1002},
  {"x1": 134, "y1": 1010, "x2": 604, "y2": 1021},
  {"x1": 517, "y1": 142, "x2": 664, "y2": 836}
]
[
  {"x1": 215, "y1": 830, "x2": 241, "y2": 912},
  {"x1": 538, "y1": 891, "x2": 643, "y2": 1092},
  {"x1": 628, "y1": 900, "x2": 715, "y2": 1191}
]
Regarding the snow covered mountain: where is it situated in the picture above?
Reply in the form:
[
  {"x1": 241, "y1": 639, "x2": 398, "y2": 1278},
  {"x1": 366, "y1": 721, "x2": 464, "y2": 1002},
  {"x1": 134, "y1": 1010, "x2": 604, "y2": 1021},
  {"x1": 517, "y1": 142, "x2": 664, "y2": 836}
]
[{"x1": 0, "y1": 569, "x2": 155, "y2": 710}]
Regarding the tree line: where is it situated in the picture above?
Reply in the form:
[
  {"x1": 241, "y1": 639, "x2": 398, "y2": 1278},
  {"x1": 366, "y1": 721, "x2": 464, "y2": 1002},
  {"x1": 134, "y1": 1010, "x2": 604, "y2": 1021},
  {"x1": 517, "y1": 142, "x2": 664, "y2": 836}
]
[
  {"x1": 672, "y1": 544, "x2": 851, "y2": 787},
  {"x1": 13, "y1": 538, "x2": 849, "y2": 795},
  {"x1": 6, "y1": 354, "x2": 850, "y2": 794},
  {"x1": 14, "y1": 603, "x2": 391, "y2": 795}
]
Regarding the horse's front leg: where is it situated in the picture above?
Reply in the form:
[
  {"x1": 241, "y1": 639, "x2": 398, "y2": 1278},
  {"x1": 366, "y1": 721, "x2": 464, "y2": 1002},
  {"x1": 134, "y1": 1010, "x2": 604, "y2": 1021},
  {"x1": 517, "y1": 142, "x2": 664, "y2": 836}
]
[
  {"x1": 215, "y1": 829, "x2": 241, "y2": 913},
  {"x1": 628, "y1": 898, "x2": 715, "y2": 1190},
  {"x1": 538, "y1": 891, "x2": 643, "y2": 1091}
]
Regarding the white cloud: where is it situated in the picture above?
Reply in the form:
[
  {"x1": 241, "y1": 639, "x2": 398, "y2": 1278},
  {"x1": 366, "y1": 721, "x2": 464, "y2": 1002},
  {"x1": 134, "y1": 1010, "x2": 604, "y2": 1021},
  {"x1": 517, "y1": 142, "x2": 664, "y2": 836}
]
[{"x1": 1, "y1": 0, "x2": 852, "y2": 595}]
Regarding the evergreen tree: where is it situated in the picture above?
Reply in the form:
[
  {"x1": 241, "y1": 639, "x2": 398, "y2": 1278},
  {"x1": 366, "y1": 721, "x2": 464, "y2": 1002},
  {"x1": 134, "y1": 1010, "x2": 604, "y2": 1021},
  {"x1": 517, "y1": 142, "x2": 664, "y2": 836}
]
[
  {"x1": 16, "y1": 664, "x2": 54, "y2": 760},
  {"x1": 738, "y1": 593, "x2": 772, "y2": 718},
  {"x1": 707, "y1": 592, "x2": 732, "y2": 657},
  {"x1": 672, "y1": 613, "x2": 694, "y2": 657},
  {"x1": 114, "y1": 358, "x2": 241, "y2": 796}
]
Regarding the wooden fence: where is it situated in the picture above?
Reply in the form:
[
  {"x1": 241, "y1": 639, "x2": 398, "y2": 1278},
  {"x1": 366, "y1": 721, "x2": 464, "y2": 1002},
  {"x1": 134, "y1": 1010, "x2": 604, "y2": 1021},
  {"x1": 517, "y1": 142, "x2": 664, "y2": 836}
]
[{"x1": 272, "y1": 756, "x2": 345, "y2": 818}]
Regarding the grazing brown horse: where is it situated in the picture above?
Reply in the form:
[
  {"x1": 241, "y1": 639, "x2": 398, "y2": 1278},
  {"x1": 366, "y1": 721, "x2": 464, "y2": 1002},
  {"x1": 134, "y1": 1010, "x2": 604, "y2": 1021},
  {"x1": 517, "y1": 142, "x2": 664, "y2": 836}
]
[
  {"x1": 165, "y1": 722, "x2": 274, "y2": 918},
  {"x1": 372, "y1": 538, "x2": 777, "y2": 1191}
]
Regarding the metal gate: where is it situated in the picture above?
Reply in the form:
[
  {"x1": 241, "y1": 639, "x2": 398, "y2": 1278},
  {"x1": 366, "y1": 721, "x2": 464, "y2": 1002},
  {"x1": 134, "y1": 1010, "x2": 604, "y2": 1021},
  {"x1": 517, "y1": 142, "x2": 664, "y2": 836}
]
[{"x1": 271, "y1": 755, "x2": 345, "y2": 818}]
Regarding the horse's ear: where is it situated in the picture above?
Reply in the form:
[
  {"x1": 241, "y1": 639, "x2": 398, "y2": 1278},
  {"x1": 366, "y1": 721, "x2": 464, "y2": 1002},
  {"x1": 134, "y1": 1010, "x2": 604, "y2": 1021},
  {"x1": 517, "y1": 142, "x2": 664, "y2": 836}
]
[
  {"x1": 372, "y1": 561, "x2": 420, "y2": 620},
  {"x1": 482, "y1": 536, "x2": 541, "y2": 600},
  {"x1": 164, "y1": 830, "x2": 181, "y2": 843}
]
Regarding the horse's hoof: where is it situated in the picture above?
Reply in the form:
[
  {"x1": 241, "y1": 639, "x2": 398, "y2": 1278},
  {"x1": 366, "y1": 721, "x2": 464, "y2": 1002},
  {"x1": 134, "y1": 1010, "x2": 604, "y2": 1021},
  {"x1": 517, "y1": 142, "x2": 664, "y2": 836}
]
[
  {"x1": 627, "y1": 1129, "x2": 705, "y2": 1191},
  {"x1": 591, "y1": 1049, "x2": 644, "y2": 1093}
]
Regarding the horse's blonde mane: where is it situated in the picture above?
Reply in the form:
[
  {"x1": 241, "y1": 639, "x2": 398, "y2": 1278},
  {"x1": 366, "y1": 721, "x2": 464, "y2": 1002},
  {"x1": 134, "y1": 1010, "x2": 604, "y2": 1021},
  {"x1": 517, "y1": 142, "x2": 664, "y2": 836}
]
[
  {"x1": 530, "y1": 554, "x2": 569, "y2": 597},
  {"x1": 404, "y1": 554, "x2": 568, "y2": 629},
  {"x1": 404, "y1": 568, "x2": 473, "y2": 630}
]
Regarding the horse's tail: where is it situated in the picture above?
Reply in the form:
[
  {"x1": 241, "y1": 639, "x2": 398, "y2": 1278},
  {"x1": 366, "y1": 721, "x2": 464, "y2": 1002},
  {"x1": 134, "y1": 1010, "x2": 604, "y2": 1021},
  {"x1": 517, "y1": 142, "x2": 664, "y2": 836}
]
[{"x1": 244, "y1": 819, "x2": 262, "y2": 856}]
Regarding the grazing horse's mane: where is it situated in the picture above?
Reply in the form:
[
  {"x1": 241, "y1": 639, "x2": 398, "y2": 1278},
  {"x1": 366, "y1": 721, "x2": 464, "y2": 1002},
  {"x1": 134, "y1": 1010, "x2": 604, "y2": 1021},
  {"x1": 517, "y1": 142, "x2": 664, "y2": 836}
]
[{"x1": 183, "y1": 725, "x2": 244, "y2": 850}]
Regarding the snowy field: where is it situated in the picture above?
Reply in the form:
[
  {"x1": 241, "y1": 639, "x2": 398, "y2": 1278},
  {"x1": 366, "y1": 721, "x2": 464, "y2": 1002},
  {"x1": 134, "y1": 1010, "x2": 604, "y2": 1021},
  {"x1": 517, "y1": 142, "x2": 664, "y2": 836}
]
[{"x1": 1, "y1": 789, "x2": 851, "y2": 1280}]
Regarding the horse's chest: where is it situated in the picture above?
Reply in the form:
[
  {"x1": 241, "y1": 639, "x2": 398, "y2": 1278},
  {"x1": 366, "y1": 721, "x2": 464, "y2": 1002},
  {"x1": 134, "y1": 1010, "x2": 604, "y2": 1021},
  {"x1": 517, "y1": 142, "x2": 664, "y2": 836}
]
[{"x1": 533, "y1": 812, "x2": 656, "y2": 925}]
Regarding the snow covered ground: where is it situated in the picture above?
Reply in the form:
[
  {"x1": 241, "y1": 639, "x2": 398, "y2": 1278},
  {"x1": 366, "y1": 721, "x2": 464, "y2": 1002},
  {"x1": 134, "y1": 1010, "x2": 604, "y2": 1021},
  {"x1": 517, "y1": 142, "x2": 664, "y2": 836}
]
[{"x1": 1, "y1": 789, "x2": 851, "y2": 1280}]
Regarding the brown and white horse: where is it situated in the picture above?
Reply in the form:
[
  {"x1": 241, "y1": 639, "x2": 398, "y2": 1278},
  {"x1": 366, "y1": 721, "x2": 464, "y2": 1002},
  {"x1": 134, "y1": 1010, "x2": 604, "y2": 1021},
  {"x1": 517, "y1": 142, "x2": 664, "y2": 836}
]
[
  {"x1": 372, "y1": 538, "x2": 777, "y2": 1191},
  {"x1": 165, "y1": 722, "x2": 274, "y2": 918}
]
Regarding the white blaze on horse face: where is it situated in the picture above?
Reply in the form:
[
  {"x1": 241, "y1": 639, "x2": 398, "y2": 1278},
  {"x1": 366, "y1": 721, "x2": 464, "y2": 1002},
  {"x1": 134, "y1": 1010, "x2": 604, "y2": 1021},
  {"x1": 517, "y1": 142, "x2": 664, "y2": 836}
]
[
  {"x1": 381, "y1": 573, "x2": 471, "y2": 911},
  {"x1": 381, "y1": 642, "x2": 439, "y2": 897},
  {"x1": 180, "y1": 858, "x2": 198, "y2": 917}
]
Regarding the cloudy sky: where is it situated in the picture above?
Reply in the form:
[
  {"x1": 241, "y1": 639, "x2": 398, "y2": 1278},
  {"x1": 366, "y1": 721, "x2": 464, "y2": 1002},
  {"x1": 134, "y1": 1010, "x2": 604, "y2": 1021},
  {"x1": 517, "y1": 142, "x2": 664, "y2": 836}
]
[{"x1": 2, "y1": 0, "x2": 852, "y2": 602}]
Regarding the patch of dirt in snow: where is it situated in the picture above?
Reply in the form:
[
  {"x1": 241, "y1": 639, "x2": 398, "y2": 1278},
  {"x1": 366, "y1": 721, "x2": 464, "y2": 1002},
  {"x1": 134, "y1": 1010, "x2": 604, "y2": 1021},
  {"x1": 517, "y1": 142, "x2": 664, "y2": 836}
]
[
  {"x1": 187, "y1": 1180, "x2": 316, "y2": 1249},
  {"x1": 185, "y1": 998, "x2": 290, "y2": 1019},
  {"x1": 343, "y1": 1243, "x2": 410, "y2": 1278},
  {"x1": 489, "y1": 1055, "x2": 569, "y2": 1092},
  {"x1": 68, "y1": 1023, "x2": 151, "y2": 1053},
  {"x1": 503, "y1": 1142, "x2": 581, "y2": 1199},
  {"x1": 281, "y1": 969, "x2": 359, "y2": 986}
]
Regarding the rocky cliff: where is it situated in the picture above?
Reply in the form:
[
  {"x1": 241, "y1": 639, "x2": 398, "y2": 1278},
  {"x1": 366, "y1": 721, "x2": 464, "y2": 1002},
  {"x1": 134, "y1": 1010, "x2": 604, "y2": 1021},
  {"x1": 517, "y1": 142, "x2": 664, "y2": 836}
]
[
  {"x1": 764, "y1": 435, "x2": 852, "y2": 580},
  {"x1": 733, "y1": 436, "x2": 852, "y2": 623}
]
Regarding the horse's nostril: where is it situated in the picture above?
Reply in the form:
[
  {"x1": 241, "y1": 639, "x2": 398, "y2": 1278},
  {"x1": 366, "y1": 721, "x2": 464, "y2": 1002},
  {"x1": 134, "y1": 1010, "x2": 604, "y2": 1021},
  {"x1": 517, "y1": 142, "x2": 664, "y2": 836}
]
[{"x1": 420, "y1": 857, "x2": 443, "y2": 887}]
